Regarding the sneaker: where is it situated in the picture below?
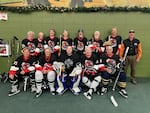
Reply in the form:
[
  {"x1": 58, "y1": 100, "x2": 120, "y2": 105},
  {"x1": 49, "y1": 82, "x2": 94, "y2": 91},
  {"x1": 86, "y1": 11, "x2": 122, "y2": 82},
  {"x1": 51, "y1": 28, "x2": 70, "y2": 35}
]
[
  {"x1": 35, "y1": 90, "x2": 42, "y2": 98},
  {"x1": 83, "y1": 92, "x2": 92, "y2": 100},
  {"x1": 8, "y1": 86, "x2": 20, "y2": 97},
  {"x1": 119, "y1": 89, "x2": 128, "y2": 98},
  {"x1": 101, "y1": 87, "x2": 107, "y2": 96},
  {"x1": 130, "y1": 79, "x2": 137, "y2": 85}
]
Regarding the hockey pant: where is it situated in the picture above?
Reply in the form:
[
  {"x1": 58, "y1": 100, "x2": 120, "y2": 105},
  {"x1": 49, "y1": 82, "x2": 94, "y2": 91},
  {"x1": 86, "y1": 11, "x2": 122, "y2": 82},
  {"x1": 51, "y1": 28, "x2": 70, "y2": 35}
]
[
  {"x1": 101, "y1": 71, "x2": 126, "y2": 89},
  {"x1": 82, "y1": 75, "x2": 101, "y2": 93},
  {"x1": 35, "y1": 70, "x2": 55, "y2": 93}
]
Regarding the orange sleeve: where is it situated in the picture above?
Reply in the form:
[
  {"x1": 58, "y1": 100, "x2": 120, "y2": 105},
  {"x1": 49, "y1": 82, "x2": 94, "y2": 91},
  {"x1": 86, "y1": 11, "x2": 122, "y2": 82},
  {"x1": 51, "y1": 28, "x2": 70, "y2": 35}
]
[
  {"x1": 137, "y1": 43, "x2": 142, "y2": 60},
  {"x1": 119, "y1": 43, "x2": 125, "y2": 59}
]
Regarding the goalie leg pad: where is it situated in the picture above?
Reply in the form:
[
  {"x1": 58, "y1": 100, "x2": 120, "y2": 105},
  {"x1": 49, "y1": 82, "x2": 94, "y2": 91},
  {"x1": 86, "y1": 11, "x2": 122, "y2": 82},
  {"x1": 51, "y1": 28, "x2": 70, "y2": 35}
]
[
  {"x1": 70, "y1": 75, "x2": 81, "y2": 95},
  {"x1": 82, "y1": 76, "x2": 91, "y2": 88},
  {"x1": 56, "y1": 73, "x2": 68, "y2": 95},
  {"x1": 47, "y1": 71, "x2": 56, "y2": 92},
  {"x1": 35, "y1": 71, "x2": 43, "y2": 93}
]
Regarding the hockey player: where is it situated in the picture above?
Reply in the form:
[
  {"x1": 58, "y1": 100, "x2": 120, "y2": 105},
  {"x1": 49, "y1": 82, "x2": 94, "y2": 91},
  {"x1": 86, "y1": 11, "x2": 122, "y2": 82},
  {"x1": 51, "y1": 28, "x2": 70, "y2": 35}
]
[
  {"x1": 35, "y1": 47, "x2": 57, "y2": 97},
  {"x1": 33, "y1": 32, "x2": 45, "y2": 56},
  {"x1": 74, "y1": 29, "x2": 88, "y2": 56},
  {"x1": 55, "y1": 46, "x2": 82, "y2": 95},
  {"x1": 45, "y1": 29, "x2": 60, "y2": 56},
  {"x1": 60, "y1": 30, "x2": 72, "y2": 55},
  {"x1": 8, "y1": 47, "x2": 36, "y2": 96},
  {"x1": 81, "y1": 47, "x2": 102, "y2": 100},
  {"x1": 100, "y1": 46, "x2": 128, "y2": 98},
  {"x1": 22, "y1": 31, "x2": 40, "y2": 56},
  {"x1": 103, "y1": 27, "x2": 122, "y2": 55},
  {"x1": 88, "y1": 31, "x2": 104, "y2": 59}
]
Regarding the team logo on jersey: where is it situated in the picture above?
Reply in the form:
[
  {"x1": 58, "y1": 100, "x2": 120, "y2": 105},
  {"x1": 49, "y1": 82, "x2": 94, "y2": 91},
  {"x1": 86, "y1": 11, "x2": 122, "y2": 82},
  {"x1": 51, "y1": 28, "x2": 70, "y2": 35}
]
[
  {"x1": 77, "y1": 40, "x2": 84, "y2": 51},
  {"x1": 62, "y1": 41, "x2": 69, "y2": 50},
  {"x1": 85, "y1": 60, "x2": 93, "y2": 68},
  {"x1": 93, "y1": 41, "x2": 100, "y2": 47},
  {"x1": 48, "y1": 40, "x2": 55, "y2": 52},
  {"x1": 27, "y1": 42, "x2": 35, "y2": 53},
  {"x1": 37, "y1": 43, "x2": 44, "y2": 52},
  {"x1": 21, "y1": 62, "x2": 30, "y2": 70},
  {"x1": 134, "y1": 43, "x2": 138, "y2": 46},
  {"x1": 110, "y1": 38, "x2": 117, "y2": 48},
  {"x1": 64, "y1": 58, "x2": 73, "y2": 69}
]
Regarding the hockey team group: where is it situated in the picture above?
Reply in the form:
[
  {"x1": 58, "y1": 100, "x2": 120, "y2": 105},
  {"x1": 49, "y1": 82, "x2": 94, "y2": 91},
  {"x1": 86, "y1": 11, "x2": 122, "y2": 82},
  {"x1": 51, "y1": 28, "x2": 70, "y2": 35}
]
[{"x1": 8, "y1": 27, "x2": 142, "y2": 100}]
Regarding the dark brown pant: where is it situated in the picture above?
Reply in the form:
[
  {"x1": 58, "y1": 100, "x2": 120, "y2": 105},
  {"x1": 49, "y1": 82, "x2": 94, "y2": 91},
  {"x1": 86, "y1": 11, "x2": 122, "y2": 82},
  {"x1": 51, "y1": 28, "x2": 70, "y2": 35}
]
[{"x1": 124, "y1": 55, "x2": 137, "y2": 79}]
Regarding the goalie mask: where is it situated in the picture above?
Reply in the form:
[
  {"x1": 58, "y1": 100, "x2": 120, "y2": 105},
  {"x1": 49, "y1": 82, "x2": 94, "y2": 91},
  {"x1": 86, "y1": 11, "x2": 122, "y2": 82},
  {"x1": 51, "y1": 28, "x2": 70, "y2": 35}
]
[{"x1": 106, "y1": 59, "x2": 116, "y2": 74}]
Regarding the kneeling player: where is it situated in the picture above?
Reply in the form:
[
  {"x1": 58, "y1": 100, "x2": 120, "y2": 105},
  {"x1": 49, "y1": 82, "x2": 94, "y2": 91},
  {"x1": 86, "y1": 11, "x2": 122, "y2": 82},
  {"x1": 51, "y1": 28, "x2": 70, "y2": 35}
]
[
  {"x1": 54, "y1": 46, "x2": 82, "y2": 95},
  {"x1": 81, "y1": 47, "x2": 102, "y2": 100},
  {"x1": 100, "y1": 46, "x2": 128, "y2": 98},
  {"x1": 35, "y1": 47, "x2": 57, "y2": 97},
  {"x1": 8, "y1": 47, "x2": 36, "y2": 96}
]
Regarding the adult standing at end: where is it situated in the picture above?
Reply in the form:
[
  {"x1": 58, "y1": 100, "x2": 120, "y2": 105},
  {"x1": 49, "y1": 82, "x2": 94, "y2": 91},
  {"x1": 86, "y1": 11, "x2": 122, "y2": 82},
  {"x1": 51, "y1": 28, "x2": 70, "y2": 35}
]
[{"x1": 120, "y1": 30, "x2": 142, "y2": 84}]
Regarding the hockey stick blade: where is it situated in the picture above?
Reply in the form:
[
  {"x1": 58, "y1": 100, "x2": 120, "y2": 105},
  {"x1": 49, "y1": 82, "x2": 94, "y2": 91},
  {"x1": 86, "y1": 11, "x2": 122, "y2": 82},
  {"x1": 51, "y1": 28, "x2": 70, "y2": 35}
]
[{"x1": 110, "y1": 95, "x2": 118, "y2": 107}]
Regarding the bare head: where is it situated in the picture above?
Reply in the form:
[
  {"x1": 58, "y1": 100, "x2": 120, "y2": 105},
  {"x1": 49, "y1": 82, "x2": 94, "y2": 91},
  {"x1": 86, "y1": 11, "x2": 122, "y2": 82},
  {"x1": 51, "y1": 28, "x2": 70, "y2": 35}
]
[
  {"x1": 94, "y1": 31, "x2": 100, "y2": 40},
  {"x1": 63, "y1": 30, "x2": 69, "y2": 39},
  {"x1": 111, "y1": 27, "x2": 117, "y2": 36},
  {"x1": 44, "y1": 47, "x2": 51, "y2": 57},
  {"x1": 78, "y1": 29, "x2": 84, "y2": 38},
  {"x1": 49, "y1": 29, "x2": 56, "y2": 38},
  {"x1": 27, "y1": 31, "x2": 34, "y2": 41},
  {"x1": 106, "y1": 46, "x2": 113, "y2": 55},
  {"x1": 38, "y1": 32, "x2": 44, "y2": 41},
  {"x1": 22, "y1": 47, "x2": 30, "y2": 59},
  {"x1": 66, "y1": 46, "x2": 73, "y2": 56},
  {"x1": 85, "y1": 47, "x2": 92, "y2": 58}
]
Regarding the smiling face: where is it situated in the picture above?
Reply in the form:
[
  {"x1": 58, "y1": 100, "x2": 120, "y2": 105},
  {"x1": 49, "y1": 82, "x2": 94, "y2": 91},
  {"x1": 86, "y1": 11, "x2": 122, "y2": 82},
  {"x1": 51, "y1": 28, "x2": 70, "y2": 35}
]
[
  {"x1": 85, "y1": 47, "x2": 92, "y2": 58},
  {"x1": 44, "y1": 47, "x2": 51, "y2": 57},
  {"x1": 23, "y1": 48, "x2": 30, "y2": 59},
  {"x1": 27, "y1": 31, "x2": 34, "y2": 41},
  {"x1": 66, "y1": 46, "x2": 73, "y2": 56}
]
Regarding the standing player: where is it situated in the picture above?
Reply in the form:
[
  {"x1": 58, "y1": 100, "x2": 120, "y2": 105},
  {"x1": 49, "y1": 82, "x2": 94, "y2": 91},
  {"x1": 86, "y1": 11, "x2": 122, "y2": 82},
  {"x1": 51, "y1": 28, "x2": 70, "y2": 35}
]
[
  {"x1": 45, "y1": 29, "x2": 60, "y2": 56},
  {"x1": 100, "y1": 46, "x2": 128, "y2": 98},
  {"x1": 55, "y1": 46, "x2": 82, "y2": 95},
  {"x1": 74, "y1": 29, "x2": 88, "y2": 56},
  {"x1": 60, "y1": 30, "x2": 72, "y2": 55},
  {"x1": 22, "y1": 31, "x2": 38, "y2": 56},
  {"x1": 81, "y1": 47, "x2": 102, "y2": 100},
  {"x1": 8, "y1": 47, "x2": 36, "y2": 96},
  {"x1": 33, "y1": 32, "x2": 45, "y2": 57},
  {"x1": 103, "y1": 27, "x2": 122, "y2": 55},
  {"x1": 88, "y1": 31, "x2": 104, "y2": 59},
  {"x1": 35, "y1": 47, "x2": 57, "y2": 97},
  {"x1": 120, "y1": 30, "x2": 142, "y2": 84}
]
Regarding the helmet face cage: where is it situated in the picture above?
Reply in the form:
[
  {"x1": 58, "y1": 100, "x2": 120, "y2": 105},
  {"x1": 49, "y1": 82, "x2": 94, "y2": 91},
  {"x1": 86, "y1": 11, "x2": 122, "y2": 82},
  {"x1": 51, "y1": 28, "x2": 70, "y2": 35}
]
[{"x1": 107, "y1": 59, "x2": 116, "y2": 74}]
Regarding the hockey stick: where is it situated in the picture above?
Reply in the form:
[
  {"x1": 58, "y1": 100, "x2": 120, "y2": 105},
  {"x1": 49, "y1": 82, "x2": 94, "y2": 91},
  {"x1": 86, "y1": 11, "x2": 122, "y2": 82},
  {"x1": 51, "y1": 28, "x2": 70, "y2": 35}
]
[{"x1": 110, "y1": 47, "x2": 129, "y2": 107}]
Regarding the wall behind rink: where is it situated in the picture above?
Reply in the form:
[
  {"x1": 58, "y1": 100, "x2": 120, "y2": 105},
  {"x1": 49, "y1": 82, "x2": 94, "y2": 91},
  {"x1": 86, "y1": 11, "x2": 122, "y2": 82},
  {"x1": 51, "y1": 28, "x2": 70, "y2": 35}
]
[
  {"x1": 1, "y1": 0, "x2": 150, "y2": 7},
  {"x1": 0, "y1": 12, "x2": 149, "y2": 77}
]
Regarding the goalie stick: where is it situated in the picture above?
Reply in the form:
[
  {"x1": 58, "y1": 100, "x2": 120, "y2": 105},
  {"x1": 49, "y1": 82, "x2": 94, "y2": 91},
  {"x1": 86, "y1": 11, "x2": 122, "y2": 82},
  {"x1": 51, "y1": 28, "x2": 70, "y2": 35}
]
[{"x1": 110, "y1": 47, "x2": 129, "y2": 107}]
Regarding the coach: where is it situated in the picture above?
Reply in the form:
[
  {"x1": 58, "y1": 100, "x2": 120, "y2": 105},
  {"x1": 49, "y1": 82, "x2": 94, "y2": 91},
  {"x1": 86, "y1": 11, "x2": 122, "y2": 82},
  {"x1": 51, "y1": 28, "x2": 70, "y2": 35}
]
[{"x1": 120, "y1": 30, "x2": 142, "y2": 84}]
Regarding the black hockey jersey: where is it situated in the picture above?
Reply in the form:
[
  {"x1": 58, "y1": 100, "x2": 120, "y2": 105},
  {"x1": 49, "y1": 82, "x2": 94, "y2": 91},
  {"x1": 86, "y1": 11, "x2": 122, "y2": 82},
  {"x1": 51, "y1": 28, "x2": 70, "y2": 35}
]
[
  {"x1": 61, "y1": 37, "x2": 72, "y2": 55},
  {"x1": 21, "y1": 39, "x2": 36, "y2": 53},
  {"x1": 59, "y1": 53, "x2": 79, "y2": 74},
  {"x1": 45, "y1": 36, "x2": 60, "y2": 53},
  {"x1": 33, "y1": 38, "x2": 45, "y2": 53},
  {"x1": 74, "y1": 37, "x2": 88, "y2": 55},
  {"x1": 9, "y1": 55, "x2": 36, "y2": 75},
  {"x1": 105, "y1": 35, "x2": 122, "y2": 54}
]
